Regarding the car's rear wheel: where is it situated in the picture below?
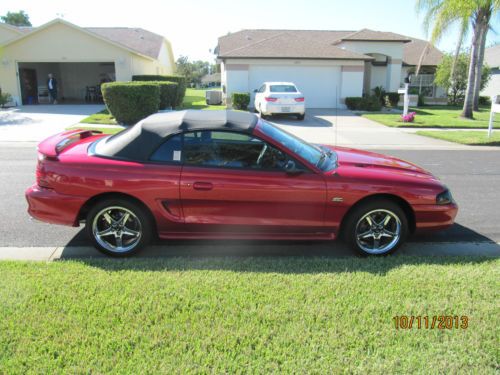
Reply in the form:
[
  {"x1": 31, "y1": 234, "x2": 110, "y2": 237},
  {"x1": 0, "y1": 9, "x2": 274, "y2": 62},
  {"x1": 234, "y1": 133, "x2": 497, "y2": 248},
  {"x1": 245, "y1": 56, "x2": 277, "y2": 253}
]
[
  {"x1": 297, "y1": 113, "x2": 305, "y2": 120},
  {"x1": 344, "y1": 199, "x2": 408, "y2": 256},
  {"x1": 86, "y1": 199, "x2": 152, "y2": 257}
]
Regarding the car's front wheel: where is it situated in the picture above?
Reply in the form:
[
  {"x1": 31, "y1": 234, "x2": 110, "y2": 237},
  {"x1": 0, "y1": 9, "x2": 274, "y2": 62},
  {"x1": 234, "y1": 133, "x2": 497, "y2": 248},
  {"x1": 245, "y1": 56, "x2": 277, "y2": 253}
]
[
  {"x1": 344, "y1": 199, "x2": 408, "y2": 256},
  {"x1": 86, "y1": 198, "x2": 153, "y2": 257}
]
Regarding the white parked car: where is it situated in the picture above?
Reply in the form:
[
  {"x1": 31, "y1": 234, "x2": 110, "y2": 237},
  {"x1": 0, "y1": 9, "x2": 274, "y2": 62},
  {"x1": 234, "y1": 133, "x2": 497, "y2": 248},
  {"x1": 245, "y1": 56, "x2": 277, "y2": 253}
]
[{"x1": 254, "y1": 82, "x2": 305, "y2": 120}]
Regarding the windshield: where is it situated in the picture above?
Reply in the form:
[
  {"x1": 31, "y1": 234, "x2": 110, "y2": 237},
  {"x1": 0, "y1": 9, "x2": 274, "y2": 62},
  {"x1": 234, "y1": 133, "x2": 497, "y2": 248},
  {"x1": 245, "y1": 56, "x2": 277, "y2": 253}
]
[
  {"x1": 270, "y1": 85, "x2": 297, "y2": 93},
  {"x1": 258, "y1": 120, "x2": 337, "y2": 171}
]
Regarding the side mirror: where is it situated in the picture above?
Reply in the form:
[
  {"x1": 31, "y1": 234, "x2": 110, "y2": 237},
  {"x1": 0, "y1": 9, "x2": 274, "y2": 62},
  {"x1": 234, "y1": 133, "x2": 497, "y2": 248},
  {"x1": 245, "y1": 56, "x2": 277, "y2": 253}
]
[
  {"x1": 284, "y1": 160, "x2": 301, "y2": 175},
  {"x1": 253, "y1": 89, "x2": 258, "y2": 93}
]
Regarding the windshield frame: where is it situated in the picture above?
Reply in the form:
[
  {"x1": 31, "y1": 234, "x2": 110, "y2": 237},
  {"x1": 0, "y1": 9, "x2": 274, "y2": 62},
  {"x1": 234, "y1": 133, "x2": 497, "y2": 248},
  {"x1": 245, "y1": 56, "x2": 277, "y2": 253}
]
[{"x1": 256, "y1": 120, "x2": 338, "y2": 172}]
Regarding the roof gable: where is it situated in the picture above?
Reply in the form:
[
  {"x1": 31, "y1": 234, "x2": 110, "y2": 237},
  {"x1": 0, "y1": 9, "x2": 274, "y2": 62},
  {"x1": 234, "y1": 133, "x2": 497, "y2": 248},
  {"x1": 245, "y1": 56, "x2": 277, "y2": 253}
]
[{"x1": 2, "y1": 19, "x2": 162, "y2": 60}]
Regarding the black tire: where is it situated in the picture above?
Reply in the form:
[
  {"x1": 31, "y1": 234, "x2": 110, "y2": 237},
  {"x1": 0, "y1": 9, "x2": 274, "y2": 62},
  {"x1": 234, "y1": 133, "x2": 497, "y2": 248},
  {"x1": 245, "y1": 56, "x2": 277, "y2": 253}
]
[
  {"x1": 343, "y1": 199, "x2": 408, "y2": 256},
  {"x1": 297, "y1": 113, "x2": 305, "y2": 120},
  {"x1": 85, "y1": 198, "x2": 153, "y2": 257}
]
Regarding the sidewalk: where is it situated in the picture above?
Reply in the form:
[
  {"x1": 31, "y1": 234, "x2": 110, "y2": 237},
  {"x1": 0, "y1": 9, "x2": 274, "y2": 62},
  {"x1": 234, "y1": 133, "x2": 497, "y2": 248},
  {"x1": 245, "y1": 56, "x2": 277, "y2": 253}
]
[
  {"x1": 270, "y1": 109, "x2": 500, "y2": 150},
  {"x1": 1, "y1": 241, "x2": 499, "y2": 260},
  {"x1": 0, "y1": 104, "x2": 105, "y2": 142}
]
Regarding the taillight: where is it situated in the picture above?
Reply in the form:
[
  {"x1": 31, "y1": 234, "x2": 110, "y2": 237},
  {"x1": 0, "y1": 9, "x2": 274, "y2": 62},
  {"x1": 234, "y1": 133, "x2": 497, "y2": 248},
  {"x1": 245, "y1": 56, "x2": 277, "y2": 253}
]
[
  {"x1": 36, "y1": 152, "x2": 56, "y2": 189},
  {"x1": 265, "y1": 97, "x2": 278, "y2": 102},
  {"x1": 294, "y1": 97, "x2": 305, "y2": 102}
]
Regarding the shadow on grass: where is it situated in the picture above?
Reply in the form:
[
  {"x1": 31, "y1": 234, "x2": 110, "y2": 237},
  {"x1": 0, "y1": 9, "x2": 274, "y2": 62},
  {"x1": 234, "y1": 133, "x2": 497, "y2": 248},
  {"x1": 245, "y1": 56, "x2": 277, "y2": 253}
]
[{"x1": 59, "y1": 222, "x2": 499, "y2": 273}]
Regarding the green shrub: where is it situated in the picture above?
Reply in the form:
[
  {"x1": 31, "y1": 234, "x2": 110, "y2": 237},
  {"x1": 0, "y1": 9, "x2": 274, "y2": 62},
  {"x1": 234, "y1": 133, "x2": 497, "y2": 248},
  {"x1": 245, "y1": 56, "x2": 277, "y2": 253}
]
[
  {"x1": 372, "y1": 86, "x2": 386, "y2": 106},
  {"x1": 361, "y1": 96, "x2": 382, "y2": 111},
  {"x1": 478, "y1": 96, "x2": 491, "y2": 106},
  {"x1": 345, "y1": 97, "x2": 363, "y2": 110},
  {"x1": 102, "y1": 82, "x2": 160, "y2": 125},
  {"x1": 0, "y1": 90, "x2": 12, "y2": 108},
  {"x1": 153, "y1": 81, "x2": 178, "y2": 109},
  {"x1": 132, "y1": 75, "x2": 186, "y2": 107},
  {"x1": 385, "y1": 92, "x2": 400, "y2": 107},
  {"x1": 345, "y1": 96, "x2": 381, "y2": 111},
  {"x1": 231, "y1": 92, "x2": 250, "y2": 110}
]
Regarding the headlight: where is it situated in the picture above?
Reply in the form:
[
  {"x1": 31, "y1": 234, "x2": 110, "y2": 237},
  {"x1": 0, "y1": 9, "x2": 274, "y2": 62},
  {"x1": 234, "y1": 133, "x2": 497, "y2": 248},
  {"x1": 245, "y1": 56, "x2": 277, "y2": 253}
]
[{"x1": 436, "y1": 189, "x2": 454, "y2": 205}]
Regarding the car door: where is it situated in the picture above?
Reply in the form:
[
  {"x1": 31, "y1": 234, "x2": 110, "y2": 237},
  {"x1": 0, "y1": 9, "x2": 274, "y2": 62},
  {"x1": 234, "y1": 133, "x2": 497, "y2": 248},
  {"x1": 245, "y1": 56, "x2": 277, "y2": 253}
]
[{"x1": 179, "y1": 130, "x2": 327, "y2": 234}]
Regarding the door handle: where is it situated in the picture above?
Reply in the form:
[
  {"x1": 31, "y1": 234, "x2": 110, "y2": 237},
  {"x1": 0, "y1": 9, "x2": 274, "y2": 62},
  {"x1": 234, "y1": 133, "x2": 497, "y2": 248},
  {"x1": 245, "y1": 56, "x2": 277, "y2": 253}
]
[{"x1": 192, "y1": 182, "x2": 213, "y2": 191}]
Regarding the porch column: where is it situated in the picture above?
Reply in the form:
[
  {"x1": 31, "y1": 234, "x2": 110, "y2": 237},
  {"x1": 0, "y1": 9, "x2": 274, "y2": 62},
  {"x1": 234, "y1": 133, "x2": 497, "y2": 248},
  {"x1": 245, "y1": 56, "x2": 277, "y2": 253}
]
[{"x1": 386, "y1": 58, "x2": 402, "y2": 92}]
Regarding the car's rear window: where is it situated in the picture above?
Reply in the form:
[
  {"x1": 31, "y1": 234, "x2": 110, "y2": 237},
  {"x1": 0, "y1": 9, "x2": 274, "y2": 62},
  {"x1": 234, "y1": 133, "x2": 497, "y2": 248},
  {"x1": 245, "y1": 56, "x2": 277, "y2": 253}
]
[{"x1": 270, "y1": 85, "x2": 297, "y2": 93}]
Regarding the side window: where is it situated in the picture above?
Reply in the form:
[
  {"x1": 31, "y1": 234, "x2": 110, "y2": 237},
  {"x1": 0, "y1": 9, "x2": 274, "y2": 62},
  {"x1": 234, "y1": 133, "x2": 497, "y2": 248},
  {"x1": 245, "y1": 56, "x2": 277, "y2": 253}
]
[
  {"x1": 183, "y1": 130, "x2": 303, "y2": 171},
  {"x1": 150, "y1": 134, "x2": 182, "y2": 163}
]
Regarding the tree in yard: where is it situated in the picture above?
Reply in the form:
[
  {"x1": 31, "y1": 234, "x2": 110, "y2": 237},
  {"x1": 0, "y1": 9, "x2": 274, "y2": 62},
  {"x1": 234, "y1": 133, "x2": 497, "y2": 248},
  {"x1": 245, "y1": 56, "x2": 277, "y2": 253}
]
[
  {"x1": 416, "y1": 0, "x2": 500, "y2": 119},
  {"x1": 175, "y1": 56, "x2": 211, "y2": 87},
  {"x1": 434, "y1": 52, "x2": 490, "y2": 105},
  {"x1": 1, "y1": 10, "x2": 32, "y2": 26}
]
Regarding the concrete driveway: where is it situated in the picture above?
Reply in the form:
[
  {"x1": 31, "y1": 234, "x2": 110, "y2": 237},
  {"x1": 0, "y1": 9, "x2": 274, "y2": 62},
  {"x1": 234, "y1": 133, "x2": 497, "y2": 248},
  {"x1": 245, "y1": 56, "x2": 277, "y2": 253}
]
[
  {"x1": 268, "y1": 109, "x2": 484, "y2": 150},
  {"x1": 0, "y1": 104, "x2": 104, "y2": 142}
]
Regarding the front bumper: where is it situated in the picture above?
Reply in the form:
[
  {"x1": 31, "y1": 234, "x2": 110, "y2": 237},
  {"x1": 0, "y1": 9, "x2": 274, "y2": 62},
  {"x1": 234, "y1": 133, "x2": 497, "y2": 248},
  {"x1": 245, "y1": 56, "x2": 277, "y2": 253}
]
[
  {"x1": 261, "y1": 102, "x2": 305, "y2": 115},
  {"x1": 413, "y1": 202, "x2": 458, "y2": 231},
  {"x1": 25, "y1": 184, "x2": 86, "y2": 227}
]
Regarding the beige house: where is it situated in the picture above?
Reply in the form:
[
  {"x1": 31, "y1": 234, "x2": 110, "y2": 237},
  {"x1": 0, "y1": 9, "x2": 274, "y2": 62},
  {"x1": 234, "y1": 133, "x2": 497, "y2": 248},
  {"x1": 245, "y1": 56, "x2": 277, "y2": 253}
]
[
  {"x1": 0, "y1": 18, "x2": 175, "y2": 105},
  {"x1": 216, "y1": 29, "x2": 444, "y2": 108}
]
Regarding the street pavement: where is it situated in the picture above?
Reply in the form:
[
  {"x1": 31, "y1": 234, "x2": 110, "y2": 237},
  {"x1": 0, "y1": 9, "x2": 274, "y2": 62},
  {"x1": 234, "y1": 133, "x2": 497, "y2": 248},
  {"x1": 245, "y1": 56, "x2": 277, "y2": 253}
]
[{"x1": 1, "y1": 144, "x2": 499, "y2": 259}]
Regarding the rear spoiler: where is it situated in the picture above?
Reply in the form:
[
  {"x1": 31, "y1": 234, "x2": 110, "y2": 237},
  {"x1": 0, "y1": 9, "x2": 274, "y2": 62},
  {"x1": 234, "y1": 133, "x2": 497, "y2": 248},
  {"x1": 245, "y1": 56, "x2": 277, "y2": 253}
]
[{"x1": 38, "y1": 129, "x2": 103, "y2": 158}]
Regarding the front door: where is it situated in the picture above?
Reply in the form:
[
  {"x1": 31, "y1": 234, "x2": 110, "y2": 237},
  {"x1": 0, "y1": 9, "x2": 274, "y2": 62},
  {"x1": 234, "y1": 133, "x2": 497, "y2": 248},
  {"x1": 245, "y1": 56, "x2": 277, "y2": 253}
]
[
  {"x1": 179, "y1": 130, "x2": 327, "y2": 234},
  {"x1": 20, "y1": 68, "x2": 38, "y2": 105}
]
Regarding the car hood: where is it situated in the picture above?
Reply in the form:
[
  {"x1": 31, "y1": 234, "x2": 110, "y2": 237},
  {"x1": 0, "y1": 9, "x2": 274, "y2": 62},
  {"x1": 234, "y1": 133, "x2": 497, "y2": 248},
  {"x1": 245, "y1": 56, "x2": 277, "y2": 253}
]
[{"x1": 324, "y1": 146, "x2": 435, "y2": 178}]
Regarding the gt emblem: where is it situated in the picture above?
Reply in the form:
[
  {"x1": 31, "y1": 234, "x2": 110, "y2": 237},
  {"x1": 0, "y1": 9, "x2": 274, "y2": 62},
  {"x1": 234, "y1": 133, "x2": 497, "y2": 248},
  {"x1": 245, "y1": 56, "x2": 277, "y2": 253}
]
[{"x1": 332, "y1": 197, "x2": 344, "y2": 202}]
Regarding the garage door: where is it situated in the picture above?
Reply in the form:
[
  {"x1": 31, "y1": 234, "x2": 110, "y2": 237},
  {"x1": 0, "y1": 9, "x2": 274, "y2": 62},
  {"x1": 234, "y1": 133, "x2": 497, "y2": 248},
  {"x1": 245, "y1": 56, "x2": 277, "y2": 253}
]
[{"x1": 248, "y1": 65, "x2": 340, "y2": 108}]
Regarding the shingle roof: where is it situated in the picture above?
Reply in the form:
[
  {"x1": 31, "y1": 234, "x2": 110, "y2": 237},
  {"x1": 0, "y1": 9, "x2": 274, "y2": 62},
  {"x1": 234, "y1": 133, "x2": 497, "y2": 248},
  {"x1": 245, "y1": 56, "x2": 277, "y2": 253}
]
[
  {"x1": 484, "y1": 44, "x2": 500, "y2": 68},
  {"x1": 218, "y1": 29, "x2": 442, "y2": 65},
  {"x1": 403, "y1": 38, "x2": 443, "y2": 66},
  {"x1": 7, "y1": 24, "x2": 164, "y2": 59},
  {"x1": 335, "y1": 28, "x2": 412, "y2": 43},
  {"x1": 218, "y1": 30, "x2": 372, "y2": 60}
]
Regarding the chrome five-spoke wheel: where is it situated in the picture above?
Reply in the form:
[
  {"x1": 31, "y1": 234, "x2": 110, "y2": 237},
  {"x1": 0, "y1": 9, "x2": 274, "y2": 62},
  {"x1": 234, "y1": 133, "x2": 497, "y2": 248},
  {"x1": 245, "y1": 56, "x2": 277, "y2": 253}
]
[
  {"x1": 355, "y1": 209, "x2": 401, "y2": 254},
  {"x1": 86, "y1": 199, "x2": 152, "y2": 256},
  {"x1": 344, "y1": 199, "x2": 408, "y2": 256},
  {"x1": 92, "y1": 206, "x2": 142, "y2": 253}
]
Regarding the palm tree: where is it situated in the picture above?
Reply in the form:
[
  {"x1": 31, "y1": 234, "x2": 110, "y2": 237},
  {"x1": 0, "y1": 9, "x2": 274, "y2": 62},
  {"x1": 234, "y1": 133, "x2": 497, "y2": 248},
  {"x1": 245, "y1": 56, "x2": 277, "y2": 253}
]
[{"x1": 417, "y1": 0, "x2": 499, "y2": 119}]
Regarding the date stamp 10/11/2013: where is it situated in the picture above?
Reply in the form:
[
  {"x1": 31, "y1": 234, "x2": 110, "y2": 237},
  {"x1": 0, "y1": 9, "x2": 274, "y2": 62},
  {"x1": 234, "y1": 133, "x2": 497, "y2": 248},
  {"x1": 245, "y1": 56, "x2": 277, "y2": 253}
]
[{"x1": 393, "y1": 315, "x2": 469, "y2": 330}]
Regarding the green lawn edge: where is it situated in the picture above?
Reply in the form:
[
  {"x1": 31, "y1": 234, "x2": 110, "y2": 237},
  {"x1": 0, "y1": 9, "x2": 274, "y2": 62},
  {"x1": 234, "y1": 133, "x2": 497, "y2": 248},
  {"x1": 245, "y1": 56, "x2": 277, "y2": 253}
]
[{"x1": 416, "y1": 130, "x2": 500, "y2": 145}]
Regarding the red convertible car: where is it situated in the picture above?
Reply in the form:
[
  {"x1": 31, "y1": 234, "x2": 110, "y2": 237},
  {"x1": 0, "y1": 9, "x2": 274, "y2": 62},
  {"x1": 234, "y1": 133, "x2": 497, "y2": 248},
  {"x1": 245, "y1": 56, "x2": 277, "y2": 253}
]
[{"x1": 26, "y1": 110, "x2": 457, "y2": 256}]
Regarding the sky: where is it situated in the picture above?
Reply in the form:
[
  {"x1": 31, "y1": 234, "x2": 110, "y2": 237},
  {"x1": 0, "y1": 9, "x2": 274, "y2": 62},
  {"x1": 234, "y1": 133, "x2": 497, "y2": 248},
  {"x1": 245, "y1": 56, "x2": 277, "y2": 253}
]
[{"x1": 6, "y1": 0, "x2": 500, "y2": 62}]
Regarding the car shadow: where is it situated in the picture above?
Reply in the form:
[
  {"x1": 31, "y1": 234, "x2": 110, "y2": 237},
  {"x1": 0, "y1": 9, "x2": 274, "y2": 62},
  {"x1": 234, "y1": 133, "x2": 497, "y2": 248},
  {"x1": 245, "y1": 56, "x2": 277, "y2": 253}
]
[{"x1": 58, "y1": 222, "x2": 500, "y2": 273}]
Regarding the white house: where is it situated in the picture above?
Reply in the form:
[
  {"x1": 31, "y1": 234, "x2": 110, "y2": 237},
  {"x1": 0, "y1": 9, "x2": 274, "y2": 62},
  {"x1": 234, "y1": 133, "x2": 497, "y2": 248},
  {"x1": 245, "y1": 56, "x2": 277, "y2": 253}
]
[
  {"x1": 481, "y1": 44, "x2": 500, "y2": 99},
  {"x1": 0, "y1": 19, "x2": 175, "y2": 105},
  {"x1": 216, "y1": 29, "x2": 444, "y2": 108}
]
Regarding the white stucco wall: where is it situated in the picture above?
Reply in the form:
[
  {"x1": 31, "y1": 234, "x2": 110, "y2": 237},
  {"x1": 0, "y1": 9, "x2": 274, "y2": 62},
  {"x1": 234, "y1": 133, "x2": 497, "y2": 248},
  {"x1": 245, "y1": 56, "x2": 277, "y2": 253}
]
[{"x1": 481, "y1": 70, "x2": 500, "y2": 98}]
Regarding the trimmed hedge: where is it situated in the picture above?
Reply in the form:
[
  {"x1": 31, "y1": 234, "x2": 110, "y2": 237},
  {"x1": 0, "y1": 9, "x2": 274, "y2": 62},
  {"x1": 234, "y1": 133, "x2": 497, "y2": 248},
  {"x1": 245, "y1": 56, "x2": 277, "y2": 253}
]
[
  {"x1": 231, "y1": 92, "x2": 250, "y2": 110},
  {"x1": 102, "y1": 82, "x2": 160, "y2": 125},
  {"x1": 132, "y1": 75, "x2": 186, "y2": 107},
  {"x1": 154, "y1": 81, "x2": 178, "y2": 109},
  {"x1": 345, "y1": 96, "x2": 382, "y2": 111},
  {"x1": 385, "y1": 92, "x2": 400, "y2": 107}
]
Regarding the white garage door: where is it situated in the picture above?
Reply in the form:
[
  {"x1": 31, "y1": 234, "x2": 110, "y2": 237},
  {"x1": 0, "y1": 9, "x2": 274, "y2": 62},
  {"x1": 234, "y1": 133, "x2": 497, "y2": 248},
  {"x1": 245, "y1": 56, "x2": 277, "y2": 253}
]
[{"x1": 249, "y1": 65, "x2": 341, "y2": 108}]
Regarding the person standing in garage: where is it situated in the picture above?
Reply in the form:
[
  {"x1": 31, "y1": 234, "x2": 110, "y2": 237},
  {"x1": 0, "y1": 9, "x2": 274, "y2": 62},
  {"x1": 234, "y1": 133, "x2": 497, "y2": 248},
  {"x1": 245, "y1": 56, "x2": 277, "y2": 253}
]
[{"x1": 47, "y1": 73, "x2": 58, "y2": 104}]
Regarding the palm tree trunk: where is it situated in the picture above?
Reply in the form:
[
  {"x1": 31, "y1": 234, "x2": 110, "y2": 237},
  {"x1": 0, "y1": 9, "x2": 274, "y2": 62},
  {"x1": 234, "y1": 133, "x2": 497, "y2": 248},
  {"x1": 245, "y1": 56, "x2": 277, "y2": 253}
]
[
  {"x1": 472, "y1": 17, "x2": 490, "y2": 110},
  {"x1": 461, "y1": 15, "x2": 482, "y2": 119},
  {"x1": 450, "y1": 18, "x2": 468, "y2": 87}
]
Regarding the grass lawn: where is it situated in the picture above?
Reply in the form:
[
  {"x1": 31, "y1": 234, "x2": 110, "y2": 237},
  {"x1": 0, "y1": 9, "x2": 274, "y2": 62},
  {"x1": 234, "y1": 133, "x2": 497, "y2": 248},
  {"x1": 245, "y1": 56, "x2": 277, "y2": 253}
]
[
  {"x1": 181, "y1": 88, "x2": 226, "y2": 110},
  {"x1": 417, "y1": 130, "x2": 500, "y2": 146},
  {"x1": 79, "y1": 109, "x2": 117, "y2": 125},
  {"x1": 1, "y1": 257, "x2": 498, "y2": 373},
  {"x1": 363, "y1": 105, "x2": 500, "y2": 129}
]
